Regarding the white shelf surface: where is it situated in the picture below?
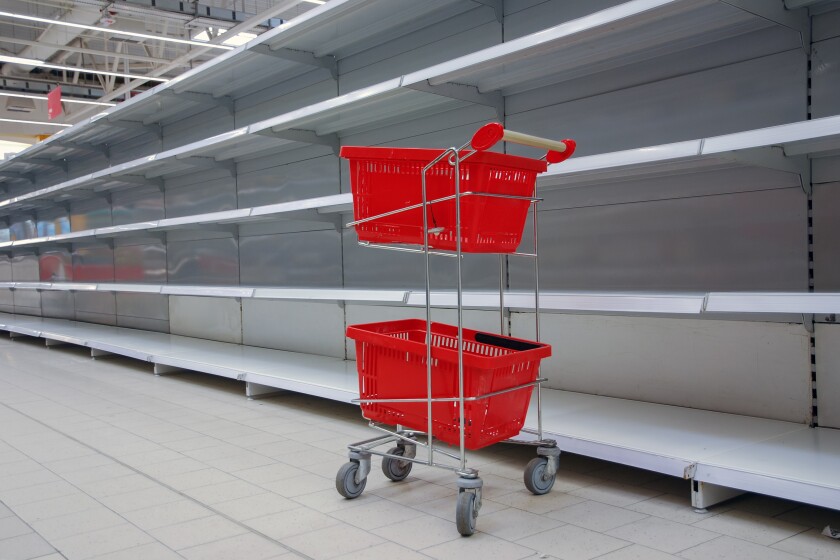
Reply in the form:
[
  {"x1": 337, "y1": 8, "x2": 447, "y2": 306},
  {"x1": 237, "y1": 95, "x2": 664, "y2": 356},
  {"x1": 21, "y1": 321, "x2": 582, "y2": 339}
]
[
  {"x1": 0, "y1": 282, "x2": 406, "y2": 303},
  {"x1": 406, "y1": 290, "x2": 706, "y2": 314},
  {"x1": 0, "y1": 193, "x2": 352, "y2": 249},
  {"x1": 524, "y1": 389, "x2": 840, "y2": 509},
  {"x1": 696, "y1": 428, "x2": 840, "y2": 510},
  {"x1": 540, "y1": 115, "x2": 840, "y2": 188},
  {"x1": 5, "y1": 283, "x2": 840, "y2": 315},
  {"x1": 0, "y1": 313, "x2": 358, "y2": 403}
]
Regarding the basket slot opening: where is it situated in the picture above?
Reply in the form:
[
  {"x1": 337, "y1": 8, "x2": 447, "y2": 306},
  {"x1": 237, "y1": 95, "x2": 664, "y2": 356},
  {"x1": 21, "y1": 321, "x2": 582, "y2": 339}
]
[{"x1": 474, "y1": 332, "x2": 542, "y2": 351}]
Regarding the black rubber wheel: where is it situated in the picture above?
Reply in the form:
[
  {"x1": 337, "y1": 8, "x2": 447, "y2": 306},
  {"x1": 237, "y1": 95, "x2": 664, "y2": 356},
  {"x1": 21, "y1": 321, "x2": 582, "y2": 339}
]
[
  {"x1": 524, "y1": 456, "x2": 555, "y2": 495},
  {"x1": 336, "y1": 461, "x2": 366, "y2": 499},
  {"x1": 455, "y1": 491, "x2": 477, "y2": 536},
  {"x1": 381, "y1": 446, "x2": 412, "y2": 482}
]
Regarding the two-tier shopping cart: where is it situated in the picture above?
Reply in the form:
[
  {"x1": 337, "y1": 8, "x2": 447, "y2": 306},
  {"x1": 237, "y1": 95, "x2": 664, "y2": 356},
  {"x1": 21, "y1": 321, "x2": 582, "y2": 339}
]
[{"x1": 335, "y1": 123, "x2": 576, "y2": 536}]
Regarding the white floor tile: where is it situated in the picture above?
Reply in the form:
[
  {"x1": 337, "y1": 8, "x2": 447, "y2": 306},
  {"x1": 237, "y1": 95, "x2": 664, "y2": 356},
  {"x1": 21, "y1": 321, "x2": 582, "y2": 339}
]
[
  {"x1": 475, "y1": 507, "x2": 565, "y2": 541},
  {"x1": 149, "y1": 515, "x2": 248, "y2": 550},
  {"x1": 0, "y1": 532, "x2": 57, "y2": 560},
  {"x1": 371, "y1": 514, "x2": 460, "y2": 550},
  {"x1": 179, "y1": 532, "x2": 291, "y2": 560},
  {"x1": 30, "y1": 508, "x2": 125, "y2": 541},
  {"x1": 52, "y1": 523, "x2": 154, "y2": 560},
  {"x1": 606, "y1": 516, "x2": 721, "y2": 554},
  {"x1": 684, "y1": 536, "x2": 810, "y2": 560},
  {"x1": 693, "y1": 509, "x2": 809, "y2": 546},
  {"x1": 245, "y1": 507, "x2": 342, "y2": 540},
  {"x1": 515, "y1": 524, "x2": 631, "y2": 560},
  {"x1": 120, "y1": 499, "x2": 215, "y2": 531},
  {"x1": 423, "y1": 531, "x2": 536, "y2": 560},
  {"x1": 329, "y1": 498, "x2": 426, "y2": 530},
  {"x1": 282, "y1": 522, "x2": 386, "y2": 559},
  {"x1": 213, "y1": 492, "x2": 298, "y2": 521},
  {"x1": 772, "y1": 528, "x2": 840, "y2": 560},
  {"x1": 548, "y1": 500, "x2": 648, "y2": 532}
]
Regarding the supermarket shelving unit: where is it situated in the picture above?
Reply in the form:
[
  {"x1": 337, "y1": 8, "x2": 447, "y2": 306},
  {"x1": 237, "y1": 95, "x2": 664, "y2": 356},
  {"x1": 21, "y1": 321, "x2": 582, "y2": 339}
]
[{"x1": 2, "y1": 0, "x2": 840, "y2": 511}]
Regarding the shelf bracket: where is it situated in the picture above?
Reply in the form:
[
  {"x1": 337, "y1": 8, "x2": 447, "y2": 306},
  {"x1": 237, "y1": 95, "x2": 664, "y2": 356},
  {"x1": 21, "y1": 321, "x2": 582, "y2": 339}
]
[
  {"x1": 251, "y1": 44, "x2": 338, "y2": 80},
  {"x1": 100, "y1": 119, "x2": 162, "y2": 140},
  {"x1": 105, "y1": 175, "x2": 165, "y2": 191},
  {"x1": 407, "y1": 80, "x2": 504, "y2": 121},
  {"x1": 720, "y1": 146, "x2": 811, "y2": 195},
  {"x1": 160, "y1": 90, "x2": 235, "y2": 115},
  {"x1": 53, "y1": 141, "x2": 110, "y2": 159},
  {"x1": 471, "y1": 0, "x2": 503, "y2": 23},
  {"x1": 0, "y1": 171, "x2": 36, "y2": 184},
  {"x1": 177, "y1": 156, "x2": 237, "y2": 177},
  {"x1": 803, "y1": 313, "x2": 815, "y2": 333},
  {"x1": 725, "y1": 0, "x2": 810, "y2": 49},
  {"x1": 26, "y1": 158, "x2": 68, "y2": 173},
  {"x1": 266, "y1": 128, "x2": 340, "y2": 156},
  {"x1": 691, "y1": 479, "x2": 745, "y2": 511}
]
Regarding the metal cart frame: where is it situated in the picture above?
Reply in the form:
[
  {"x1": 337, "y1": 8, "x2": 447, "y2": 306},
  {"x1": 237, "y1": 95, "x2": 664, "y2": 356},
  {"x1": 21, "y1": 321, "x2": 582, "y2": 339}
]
[{"x1": 336, "y1": 124, "x2": 575, "y2": 536}]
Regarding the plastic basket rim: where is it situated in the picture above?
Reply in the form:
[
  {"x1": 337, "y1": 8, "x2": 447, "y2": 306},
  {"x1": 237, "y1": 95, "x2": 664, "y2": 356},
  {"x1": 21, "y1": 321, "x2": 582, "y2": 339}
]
[
  {"x1": 339, "y1": 145, "x2": 548, "y2": 173},
  {"x1": 347, "y1": 319, "x2": 551, "y2": 369}
]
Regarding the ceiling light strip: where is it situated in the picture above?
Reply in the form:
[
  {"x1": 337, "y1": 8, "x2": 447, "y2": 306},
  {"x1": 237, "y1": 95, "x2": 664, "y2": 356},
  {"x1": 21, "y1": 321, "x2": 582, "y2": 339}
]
[
  {"x1": 0, "y1": 117, "x2": 70, "y2": 127},
  {"x1": 0, "y1": 10, "x2": 233, "y2": 50},
  {"x1": 0, "y1": 91, "x2": 116, "y2": 107}
]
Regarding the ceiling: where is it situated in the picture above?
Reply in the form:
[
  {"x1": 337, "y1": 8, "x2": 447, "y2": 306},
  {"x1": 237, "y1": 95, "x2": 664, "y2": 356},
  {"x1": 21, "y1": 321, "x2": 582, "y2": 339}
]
[{"x1": 0, "y1": 0, "x2": 322, "y2": 147}]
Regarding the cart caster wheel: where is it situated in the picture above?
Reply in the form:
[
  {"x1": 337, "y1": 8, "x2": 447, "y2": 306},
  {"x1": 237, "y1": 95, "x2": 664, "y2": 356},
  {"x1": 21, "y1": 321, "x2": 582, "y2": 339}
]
[
  {"x1": 381, "y1": 447, "x2": 412, "y2": 482},
  {"x1": 456, "y1": 491, "x2": 478, "y2": 536},
  {"x1": 524, "y1": 456, "x2": 556, "y2": 495},
  {"x1": 336, "y1": 461, "x2": 366, "y2": 499}
]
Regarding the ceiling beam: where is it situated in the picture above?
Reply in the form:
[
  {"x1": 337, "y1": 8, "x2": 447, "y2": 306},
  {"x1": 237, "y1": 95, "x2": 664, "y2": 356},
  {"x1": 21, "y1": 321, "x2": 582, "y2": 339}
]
[
  {"x1": 0, "y1": 35, "x2": 175, "y2": 66},
  {"x1": 69, "y1": 0, "x2": 309, "y2": 116},
  {"x1": 0, "y1": 6, "x2": 102, "y2": 77}
]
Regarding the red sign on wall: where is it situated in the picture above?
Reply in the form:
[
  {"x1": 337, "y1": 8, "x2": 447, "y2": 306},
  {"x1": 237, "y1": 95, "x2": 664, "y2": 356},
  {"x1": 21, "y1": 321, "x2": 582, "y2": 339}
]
[{"x1": 47, "y1": 87, "x2": 62, "y2": 119}]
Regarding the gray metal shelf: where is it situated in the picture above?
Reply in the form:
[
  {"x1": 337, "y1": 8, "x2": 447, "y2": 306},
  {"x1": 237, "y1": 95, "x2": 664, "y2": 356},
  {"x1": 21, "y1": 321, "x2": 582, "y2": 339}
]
[
  {"x1": 0, "y1": 312, "x2": 358, "y2": 402},
  {"x1": 0, "y1": 0, "x2": 816, "y2": 213},
  {"x1": 0, "y1": 0, "x2": 479, "y2": 181},
  {"x1": 541, "y1": 114, "x2": 840, "y2": 189},
  {"x1": 5, "y1": 281, "x2": 840, "y2": 316},
  {"x1": 0, "y1": 282, "x2": 406, "y2": 303},
  {"x1": 0, "y1": 193, "x2": 351, "y2": 248}
]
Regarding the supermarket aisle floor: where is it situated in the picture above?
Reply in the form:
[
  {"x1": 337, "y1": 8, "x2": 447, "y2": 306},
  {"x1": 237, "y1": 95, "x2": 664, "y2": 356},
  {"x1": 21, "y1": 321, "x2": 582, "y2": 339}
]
[{"x1": 0, "y1": 335, "x2": 838, "y2": 560}]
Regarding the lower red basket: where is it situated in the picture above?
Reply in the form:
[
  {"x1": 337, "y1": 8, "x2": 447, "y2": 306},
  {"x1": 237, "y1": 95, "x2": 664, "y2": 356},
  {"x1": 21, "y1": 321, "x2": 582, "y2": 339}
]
[{"x1": 347, "y1": 319, "x2": 551, "y2": 450}]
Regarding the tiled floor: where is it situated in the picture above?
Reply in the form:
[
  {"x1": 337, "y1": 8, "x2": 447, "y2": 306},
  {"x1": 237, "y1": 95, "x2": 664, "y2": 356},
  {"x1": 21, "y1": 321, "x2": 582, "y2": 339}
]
[{"x1": 1, "y1": 335, "x2": 839, "y2": 560}]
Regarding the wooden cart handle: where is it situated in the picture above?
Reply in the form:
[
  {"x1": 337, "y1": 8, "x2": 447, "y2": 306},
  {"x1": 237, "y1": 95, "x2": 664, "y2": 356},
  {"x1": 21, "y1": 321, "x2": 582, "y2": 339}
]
[{"x1": 470, "y1": 122, "x2": 576, "y2": 164}]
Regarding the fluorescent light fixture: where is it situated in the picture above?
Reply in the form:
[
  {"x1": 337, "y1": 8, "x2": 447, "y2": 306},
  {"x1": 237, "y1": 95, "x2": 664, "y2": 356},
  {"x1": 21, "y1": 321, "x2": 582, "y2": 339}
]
[
  {"x1": 304, "y1": 0, "x2": 326, "y2": 4},
  {"x1": 0, "y1": 90, "x2": 116, "y2": 107},
  {"x1": 0, "y1": 55, "x2": 169, "y2": 82},
  {"x1": 0, "y1": 117, "x2": 71, "y2": 127},
  {"x1": 0, "y1": 139, "x2": 31, "y2": 156},
  {"x1": 192, "y1": 28, "x2": 257, "y2": 47},
  {"x1": 0, "y1": 10, "x2": 233, "y2": 50}
]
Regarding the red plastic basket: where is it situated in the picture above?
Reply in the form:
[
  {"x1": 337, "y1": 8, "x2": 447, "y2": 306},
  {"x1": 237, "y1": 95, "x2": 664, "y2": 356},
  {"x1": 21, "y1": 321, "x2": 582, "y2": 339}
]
[
  {"x1": 341, "y1": 147, "x2": 547, "y2": 253},
  {"x1": 347, "y1": 319, "x2": 551, "y2": 450}
]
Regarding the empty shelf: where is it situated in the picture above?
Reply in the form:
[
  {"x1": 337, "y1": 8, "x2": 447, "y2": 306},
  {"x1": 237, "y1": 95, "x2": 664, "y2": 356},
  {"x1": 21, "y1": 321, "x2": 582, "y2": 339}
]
[
  {"x1": 0, "y1": 312, "x2": 358, "y2": 403},
  {"x1": 523, "y1": 389, "x2": 840, "y2": 509}
]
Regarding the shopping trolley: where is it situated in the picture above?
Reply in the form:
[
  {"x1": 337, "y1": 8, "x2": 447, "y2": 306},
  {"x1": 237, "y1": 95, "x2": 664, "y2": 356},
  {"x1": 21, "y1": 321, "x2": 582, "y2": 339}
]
[{"x1": 335, "y1": 123, "x2": 576, "y2": 536}]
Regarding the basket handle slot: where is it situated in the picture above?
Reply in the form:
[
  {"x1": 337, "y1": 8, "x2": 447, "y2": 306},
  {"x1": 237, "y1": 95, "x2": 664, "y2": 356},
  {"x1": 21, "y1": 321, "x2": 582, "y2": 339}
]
[
  {"x1": 471, "y1": 123, "x2": 576, "y2": 164},
  {"x1": 474, "y1": 331, "x2": 541, "y2": 351}
]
